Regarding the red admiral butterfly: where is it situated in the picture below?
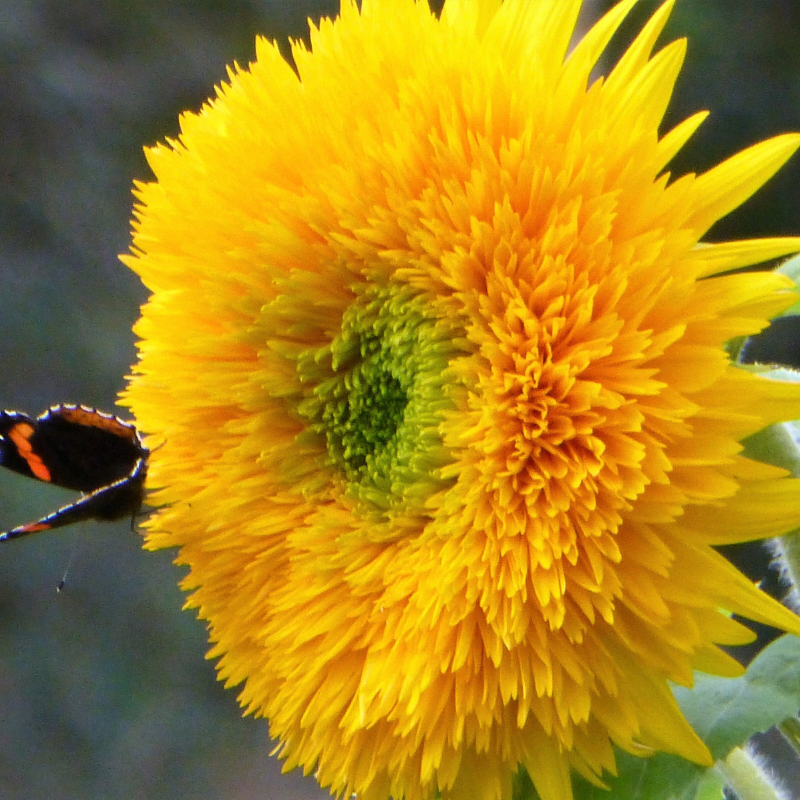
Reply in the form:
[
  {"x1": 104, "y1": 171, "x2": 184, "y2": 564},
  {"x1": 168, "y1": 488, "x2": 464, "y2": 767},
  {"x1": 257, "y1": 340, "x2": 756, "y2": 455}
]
[{"x1": 0, "y1": 404, "x2": 148, "y2": 541}]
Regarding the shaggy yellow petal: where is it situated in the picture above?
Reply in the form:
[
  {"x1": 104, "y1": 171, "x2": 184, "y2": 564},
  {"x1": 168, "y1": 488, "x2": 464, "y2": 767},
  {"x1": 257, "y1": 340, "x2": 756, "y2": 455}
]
[
  {"x1": 688, "y1": 135, "x2": 800, "y2": 236},
  {"x1": 122, "y1": 2, "x2": 800, "y2": 800},
  {"x1": 608, "y1": 0, "x2": 676, "y2": 85},
  {"x1": 484, "y1": 0, "x2": 582, "y2": 86},
  {"x1": 691, "y1": 237, "x2": 800, "y2": 277},
  {"x1": 564, "y1": 0, "x2": 638, "y2": 85},
  {"x1": 441, "y1": 0, "x2": 501, "y2": 37}
]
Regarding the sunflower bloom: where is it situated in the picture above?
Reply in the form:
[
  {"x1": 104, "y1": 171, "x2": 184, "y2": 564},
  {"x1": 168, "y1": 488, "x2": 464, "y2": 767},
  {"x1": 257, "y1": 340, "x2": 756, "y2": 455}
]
[{"x1": 122, "y1": 1, "x2": 800, "y2": 799}]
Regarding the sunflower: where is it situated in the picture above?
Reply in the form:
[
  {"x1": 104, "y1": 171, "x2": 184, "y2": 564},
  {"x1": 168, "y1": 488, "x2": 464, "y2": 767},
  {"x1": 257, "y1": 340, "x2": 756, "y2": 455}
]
[{"x1": 122, "y1": 1, "x2": 800, "y2": 799}]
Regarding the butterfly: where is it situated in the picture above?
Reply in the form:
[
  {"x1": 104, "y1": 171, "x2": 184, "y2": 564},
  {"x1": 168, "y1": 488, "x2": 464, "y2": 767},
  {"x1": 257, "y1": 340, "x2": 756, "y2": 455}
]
[{"x1": 0, "y1": 404, "x2": 148, "y2": 541}]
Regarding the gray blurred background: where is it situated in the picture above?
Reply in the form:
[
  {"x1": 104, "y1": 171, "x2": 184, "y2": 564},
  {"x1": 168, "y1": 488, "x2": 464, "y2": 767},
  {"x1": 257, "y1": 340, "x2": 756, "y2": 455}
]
[{"x1": 0, "y1": 2, "x2": 798, "y2": 799}]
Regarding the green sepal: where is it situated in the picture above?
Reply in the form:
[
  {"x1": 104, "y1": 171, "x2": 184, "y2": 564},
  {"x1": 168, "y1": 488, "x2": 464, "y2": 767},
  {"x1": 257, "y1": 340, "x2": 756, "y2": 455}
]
[
  {"x1": 741, "y1": 420, "x2": 800, "y2": 477},
  {"x1": 725, "y1": 335, "x2": 749, "y2": 363}
]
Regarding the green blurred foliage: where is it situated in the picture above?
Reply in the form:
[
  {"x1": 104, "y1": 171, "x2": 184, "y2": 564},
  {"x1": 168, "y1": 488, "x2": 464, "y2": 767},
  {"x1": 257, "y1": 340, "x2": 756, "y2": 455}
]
[{"x1": 0, "y1": 2, "x2": 798, "y2": 799}]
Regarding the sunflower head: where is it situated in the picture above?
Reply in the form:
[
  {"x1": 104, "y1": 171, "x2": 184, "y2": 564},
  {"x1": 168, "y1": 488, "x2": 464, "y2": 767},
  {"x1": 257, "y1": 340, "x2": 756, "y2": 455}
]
[{"x1": 123, "y1": 2, "x2": 800, "y2": 799}]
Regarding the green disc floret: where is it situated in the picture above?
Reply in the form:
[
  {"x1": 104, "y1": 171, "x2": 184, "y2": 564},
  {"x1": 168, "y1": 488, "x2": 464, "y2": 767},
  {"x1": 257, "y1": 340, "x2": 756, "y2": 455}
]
[
  {"x1": 322, "y1": 339, "x2": 409, "y2": 474},
  {"x1": 295, "y1": 283, "x2": 468, "y2": 518}
]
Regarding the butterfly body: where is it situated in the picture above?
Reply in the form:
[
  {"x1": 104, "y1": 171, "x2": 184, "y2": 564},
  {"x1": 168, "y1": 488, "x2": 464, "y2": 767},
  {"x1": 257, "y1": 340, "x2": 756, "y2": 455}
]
[{"x1": 0, "y1": 404, "x2": 148, "y2": 541}]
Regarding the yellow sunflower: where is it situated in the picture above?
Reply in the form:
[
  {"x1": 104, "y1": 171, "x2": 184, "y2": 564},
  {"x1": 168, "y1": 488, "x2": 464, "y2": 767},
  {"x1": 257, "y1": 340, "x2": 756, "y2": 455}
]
[{"x1": 122, "y1": 1, "x2": 800, "y2": 799}]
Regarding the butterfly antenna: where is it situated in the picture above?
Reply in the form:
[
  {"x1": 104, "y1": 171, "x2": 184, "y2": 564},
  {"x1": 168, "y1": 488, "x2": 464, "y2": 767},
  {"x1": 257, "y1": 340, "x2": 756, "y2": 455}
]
[{"x1": 56, "y1": 541, "x2": 80, "y2": 593}]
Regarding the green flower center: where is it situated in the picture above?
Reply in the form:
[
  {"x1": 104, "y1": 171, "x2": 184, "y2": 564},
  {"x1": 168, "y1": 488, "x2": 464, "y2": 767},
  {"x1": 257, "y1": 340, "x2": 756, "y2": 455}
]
[
  {"x1": 322, "y1": 342, "x2": 408, "y2": 475},
  {"x1": 296, "y1": 284, "x2": 467, "y2": 518}
]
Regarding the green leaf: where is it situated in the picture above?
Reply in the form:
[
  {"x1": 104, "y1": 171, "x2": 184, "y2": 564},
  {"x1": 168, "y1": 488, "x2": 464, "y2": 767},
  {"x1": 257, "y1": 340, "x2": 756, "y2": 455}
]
[
  {"x1": 691, "y1": 770, "x2": 725, "y2": 800},
  {"x1": 776, "y1": 254, "x2": 800, "y2": 317},
  {"x1": 572, "y1": 635, "x2": 800, "y2": 800},
  {"x1": 674, "y1": 635, "x2": 800, "y2": 758}
]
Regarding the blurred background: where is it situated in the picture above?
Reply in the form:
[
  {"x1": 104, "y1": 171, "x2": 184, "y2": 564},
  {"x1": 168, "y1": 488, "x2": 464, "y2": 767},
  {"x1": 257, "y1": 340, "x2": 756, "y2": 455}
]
[{"x1": 0, "y1": 1, "x2": 799, "y2": 799}]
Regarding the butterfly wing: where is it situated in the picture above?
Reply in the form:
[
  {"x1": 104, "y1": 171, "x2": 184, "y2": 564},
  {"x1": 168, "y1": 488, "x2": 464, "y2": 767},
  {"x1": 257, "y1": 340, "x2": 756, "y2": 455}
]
[
  {"x1": 0, "y1": 411, "x2": 51, "y2": 483},
  {"x1": 0, "y1": 405, "x2": 149, "y2": 541},
  {"x1": 28, "y1": 405, "x2": 145, "y2": 492},
  {"x1": 0, "y1": 457, "x2": 147, "y2": 542}
]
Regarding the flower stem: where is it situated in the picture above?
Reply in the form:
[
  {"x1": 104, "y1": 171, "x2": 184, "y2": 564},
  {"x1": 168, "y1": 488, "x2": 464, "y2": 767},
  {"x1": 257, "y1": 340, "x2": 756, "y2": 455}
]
[{"x1": 716, "y1": 746, "x2": 789, "y2": 800}]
